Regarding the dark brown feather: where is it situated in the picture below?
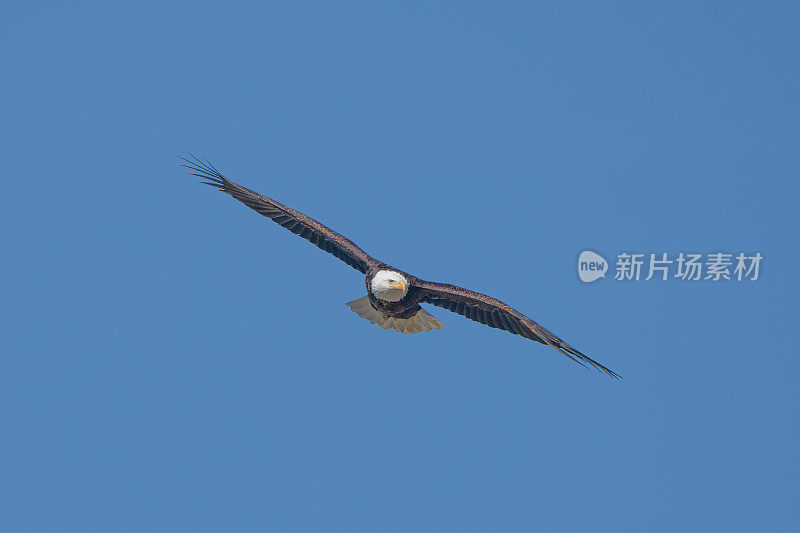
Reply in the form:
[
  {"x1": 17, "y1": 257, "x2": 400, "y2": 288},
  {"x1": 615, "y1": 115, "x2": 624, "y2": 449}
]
[
  {"x1": 416, "y1": 280, "x2": 620, "y2": 378},
  {"x1": 182, "y1": 156, "x2": 377, "y2": 274}
]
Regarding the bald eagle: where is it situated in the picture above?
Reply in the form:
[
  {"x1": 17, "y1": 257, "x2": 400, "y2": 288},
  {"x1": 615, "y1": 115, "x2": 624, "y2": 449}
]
[{"x1": 183, "y1": 157, "x2": 619, "y2": 378}]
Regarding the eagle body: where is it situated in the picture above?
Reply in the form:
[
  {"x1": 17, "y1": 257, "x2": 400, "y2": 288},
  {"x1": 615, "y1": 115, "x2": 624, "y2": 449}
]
[
  {"x1": 347, "y1": 267, "x2": 445, "y2": 334},
  {"x1": 183, "y1": 157, "x2": 620, "y2": 378}
]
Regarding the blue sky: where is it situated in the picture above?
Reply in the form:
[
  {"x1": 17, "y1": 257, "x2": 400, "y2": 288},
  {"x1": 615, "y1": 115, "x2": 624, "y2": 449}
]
[{"x1": 2, "y1": 2, "x2": 798, "y2": 531}]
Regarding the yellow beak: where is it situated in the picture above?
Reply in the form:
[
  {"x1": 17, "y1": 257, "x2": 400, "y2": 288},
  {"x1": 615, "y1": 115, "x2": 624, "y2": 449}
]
[{"x1": 393, "y1": 280, "x2": 406, "y2": 291}]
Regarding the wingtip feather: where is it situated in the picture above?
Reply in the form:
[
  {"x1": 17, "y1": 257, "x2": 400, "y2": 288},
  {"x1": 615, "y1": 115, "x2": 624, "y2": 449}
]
[{"x1": 181, "y1": 153, "x2": 229, "y2": 189}]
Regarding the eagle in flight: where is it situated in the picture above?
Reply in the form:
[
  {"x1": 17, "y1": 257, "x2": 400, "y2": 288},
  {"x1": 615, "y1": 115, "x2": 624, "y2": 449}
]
[{"x1": 183, "y1": 157, "x2": 619, "y2": 378}]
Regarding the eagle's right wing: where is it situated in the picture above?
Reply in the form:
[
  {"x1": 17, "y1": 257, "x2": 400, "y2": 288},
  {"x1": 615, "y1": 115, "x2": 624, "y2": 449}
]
[{"x1": 183, "y1": 156, "x2": 377, "y2": 274}]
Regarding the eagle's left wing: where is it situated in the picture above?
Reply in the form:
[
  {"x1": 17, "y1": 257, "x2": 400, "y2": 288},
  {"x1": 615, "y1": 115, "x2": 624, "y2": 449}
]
[{"x1": 415, "y1": 279, "x2": 620, "y2": 378}]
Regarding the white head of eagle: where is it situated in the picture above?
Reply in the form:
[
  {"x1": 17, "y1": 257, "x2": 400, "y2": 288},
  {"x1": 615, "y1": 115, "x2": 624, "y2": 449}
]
[{"x1": 371, "y1": 270, "x2": 408, "y2": 302}]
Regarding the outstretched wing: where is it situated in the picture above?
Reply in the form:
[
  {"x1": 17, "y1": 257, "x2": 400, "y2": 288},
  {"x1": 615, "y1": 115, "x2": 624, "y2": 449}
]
[
  {"x1": 416, "y1": 280, "x2": 620, "y2": 378},
  {"x1": 183, "y1": 156, "x2": 377, "y2": 273}
]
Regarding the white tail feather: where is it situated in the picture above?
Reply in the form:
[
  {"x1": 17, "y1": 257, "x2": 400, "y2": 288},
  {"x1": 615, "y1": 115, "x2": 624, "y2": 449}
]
[{"x1": 346, "y1": 296, "x2": 445, "y2": 334}]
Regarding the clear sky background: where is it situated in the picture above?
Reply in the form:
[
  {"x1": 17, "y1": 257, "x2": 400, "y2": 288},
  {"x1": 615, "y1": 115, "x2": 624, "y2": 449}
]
[{"x1": 2, "y1": 2, "x2": 798, "y2": 531}]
